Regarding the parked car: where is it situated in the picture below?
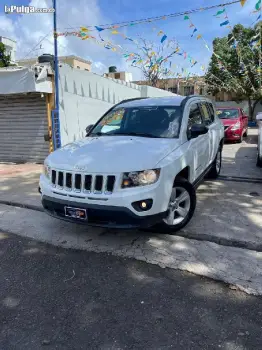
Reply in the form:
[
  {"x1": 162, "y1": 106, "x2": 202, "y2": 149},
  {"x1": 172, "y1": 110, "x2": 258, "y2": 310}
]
[
  {"x1": 216, "y1": 107, "x2": 248, "y2": 143},
  {"x1": 256, "y1": 112, "x2": 262, "y2": 167},
  {"x1": 39, "y1": 96, "x2": 224, "y2": 233}
]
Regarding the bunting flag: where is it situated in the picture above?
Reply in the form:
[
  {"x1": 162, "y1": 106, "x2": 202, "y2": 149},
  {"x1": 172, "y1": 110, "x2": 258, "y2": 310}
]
[
  {"x1": 191, "y1": 28, "x2": 197, "y2": 37},
  {"x1": 95, "y1": 26, "x2": 105, "y2": 32},
  {"x1": 220, "y1": 20, "x2": 230, "y2": 26},
  {"x1": 184, "y1": 15, "x2": 190, "y2": 20},
  {"x1": 161, "y1": 34, "x2": 167, "y2": 43},
  {"x1": 158, "y1": 30, "x2": 164, "y2": 36},
  {"x1": 189, "y1": 23, "x2": 195, "y2": 28},
  {"x1": 111, "y1": 30, "x2": 119, "y2": 34},
  {"x1": 80, "y1": 27, "x2": 89, "y2": 32},
  {"x1": 196, "y1": 34, "x2": 202, "y2": 40},
  {"x1": 214, "y1": 9, "x2": 225, "y2": 16},
  {"x1": 255, "y1": 0, "x2": 261, "y2": 11}
]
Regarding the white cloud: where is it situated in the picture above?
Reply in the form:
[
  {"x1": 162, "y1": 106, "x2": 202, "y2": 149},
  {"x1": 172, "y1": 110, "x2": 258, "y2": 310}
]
[{"x1": 0, "y1": 0, "x2": 126, "y2": 76}]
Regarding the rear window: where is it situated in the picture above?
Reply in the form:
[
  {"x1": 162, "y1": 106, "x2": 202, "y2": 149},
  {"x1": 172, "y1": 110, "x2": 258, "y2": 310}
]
[{"x1": 216, "y1": 109, "x2": 239, "y2": 119}]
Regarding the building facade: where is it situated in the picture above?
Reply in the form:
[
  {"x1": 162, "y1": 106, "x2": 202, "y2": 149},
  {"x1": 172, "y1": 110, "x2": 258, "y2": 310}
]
[
  {"x1": 0, "y1": 36, "x2": 17, "y2": 63},
  {"x1": 104, "y1": 71, "x2": 133, "y2": 82},
  {"x1": 17, "y1": 55, "x2": 92, "y2": 71}
]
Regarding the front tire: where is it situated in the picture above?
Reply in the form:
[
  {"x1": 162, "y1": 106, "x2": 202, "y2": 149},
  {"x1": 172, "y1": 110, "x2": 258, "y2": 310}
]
[
  {"x1": 257, "y1": 151, "x2": 262, "y2": 167},
  {"x1": 155, "y1": 177, "x2": 196, "y2": 234}
]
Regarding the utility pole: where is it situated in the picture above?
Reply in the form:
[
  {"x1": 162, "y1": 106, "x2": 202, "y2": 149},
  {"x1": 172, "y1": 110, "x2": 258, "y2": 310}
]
[{"x1": 52, "y1": 0, "x2": 61, "y2": 149}]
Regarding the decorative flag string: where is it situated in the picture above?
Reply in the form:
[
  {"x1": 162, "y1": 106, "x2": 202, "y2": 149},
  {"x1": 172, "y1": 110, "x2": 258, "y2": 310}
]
[{"x1": 214, "y1": 5, "x2": 257, "y2": 92}]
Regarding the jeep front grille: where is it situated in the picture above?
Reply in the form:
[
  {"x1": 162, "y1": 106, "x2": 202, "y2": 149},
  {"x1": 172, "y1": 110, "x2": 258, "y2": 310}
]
[{"x1": 51, "y1": 170, "x2": 116, "y2": 194}]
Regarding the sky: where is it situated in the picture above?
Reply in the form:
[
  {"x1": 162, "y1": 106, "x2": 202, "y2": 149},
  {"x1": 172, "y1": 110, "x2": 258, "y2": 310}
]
[{"x1": 0, "y1": 0, "x2": 259, "y2": 80}]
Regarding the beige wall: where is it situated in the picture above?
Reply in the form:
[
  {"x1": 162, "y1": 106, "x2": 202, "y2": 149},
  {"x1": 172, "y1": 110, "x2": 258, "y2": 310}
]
[
  {"x1": 17, "y1": 56, "x2": 91, "y2": 71},
  {"x1": 105, "y1": 71, "x2": 132, "y2": 82}
]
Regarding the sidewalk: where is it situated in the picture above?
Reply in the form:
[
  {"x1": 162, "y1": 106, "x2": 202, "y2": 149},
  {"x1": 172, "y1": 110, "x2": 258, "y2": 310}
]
[{"x1": 0, "y1": 164, "x2": 42, "y2": 209}]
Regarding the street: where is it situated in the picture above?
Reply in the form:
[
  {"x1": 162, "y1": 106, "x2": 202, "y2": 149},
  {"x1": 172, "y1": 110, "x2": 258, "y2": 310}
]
[
  {"x1": 1, "y1": 129, "x2": 262, "y2": 349},
  {"x1": 1, "y1": 232, "x2": 262, "y2": 350}
]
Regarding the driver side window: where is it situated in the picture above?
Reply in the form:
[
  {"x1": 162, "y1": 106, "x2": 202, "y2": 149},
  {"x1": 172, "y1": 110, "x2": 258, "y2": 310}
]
[{"x1": 188, "y1": 103, "x2": 203, "y2": 130}]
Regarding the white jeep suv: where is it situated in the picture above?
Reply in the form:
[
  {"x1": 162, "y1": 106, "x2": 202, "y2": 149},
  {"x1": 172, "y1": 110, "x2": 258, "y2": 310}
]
[{"x1": 39, "y1": 95, "x2": 224, "y2": 233}]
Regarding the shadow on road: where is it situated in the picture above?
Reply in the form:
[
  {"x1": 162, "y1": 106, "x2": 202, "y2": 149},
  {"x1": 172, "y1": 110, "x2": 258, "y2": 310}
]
[{"x1": 1, "y1": 232, "x2": 262, "y2": 350}]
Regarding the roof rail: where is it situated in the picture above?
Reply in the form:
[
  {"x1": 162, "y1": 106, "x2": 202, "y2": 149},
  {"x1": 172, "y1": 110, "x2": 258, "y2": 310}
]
[{"x1": 117, "y1": 97, "x2": 149, "y2": 105}]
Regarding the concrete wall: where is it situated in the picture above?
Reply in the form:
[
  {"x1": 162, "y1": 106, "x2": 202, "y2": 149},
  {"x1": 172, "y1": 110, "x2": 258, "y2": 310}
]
[{"x1": 59, "y1": 65, "x2": 175, "y2": 146}]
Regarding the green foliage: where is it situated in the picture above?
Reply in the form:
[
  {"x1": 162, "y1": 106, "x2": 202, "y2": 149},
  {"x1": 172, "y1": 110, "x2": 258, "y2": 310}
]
[
  {"x1": 206, "y1": 23, "x2": 262, "y2": 118},
  {"x1": 0, "y1": 42, "x2": 11, "y2": 68}
]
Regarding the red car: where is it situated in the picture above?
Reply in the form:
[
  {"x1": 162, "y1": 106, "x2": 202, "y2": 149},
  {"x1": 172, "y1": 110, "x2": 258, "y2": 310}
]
[{"x1": 216, "y1": 107, "x2": 249, "y2": 143}]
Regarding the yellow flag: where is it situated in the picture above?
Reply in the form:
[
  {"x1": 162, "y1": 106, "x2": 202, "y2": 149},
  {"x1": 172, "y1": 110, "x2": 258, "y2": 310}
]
[
  {"x1": 240, "y1": 0, "x2": 247, "y2": 6},
  {"x1": 157, "y1": 30, "x2": 163, "y2": 36},
  {"x1": 112, "y1": 30, "x2": 119, "y2": 34},
  {"x1": 80, "y1": 27, "x2": 89, "y2": 32},
  {"x1": 112, "y1": 48, "x2": 117, "y2": 52},
  {"x1": 196, "y1": 34, "x2": 202, "y2": 40},
  {"x1": 81, "y1": 35, "x2": 89, "y2": 40}
]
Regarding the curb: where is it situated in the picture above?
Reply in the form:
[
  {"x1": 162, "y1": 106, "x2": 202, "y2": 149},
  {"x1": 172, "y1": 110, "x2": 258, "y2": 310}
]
[
  {"x1": 0, "y1": 200, "x2": 44, "y2": 213},
  {"x1": 1, "y1": 200, "x2": 262, "y2": 253}
]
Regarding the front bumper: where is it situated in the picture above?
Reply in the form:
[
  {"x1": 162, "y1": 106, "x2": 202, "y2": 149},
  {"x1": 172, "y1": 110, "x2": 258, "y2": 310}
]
[
  {"x1": 224, "y1": 128, "x2": 242, "y2": 140},
  {"x1": 42, "y1": 195, "x2": 168, "y2": 229}
]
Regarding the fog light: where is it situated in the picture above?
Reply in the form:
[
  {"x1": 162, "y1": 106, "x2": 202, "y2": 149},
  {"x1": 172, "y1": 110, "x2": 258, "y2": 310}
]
[{"x1": 132, "y1": 199, "x2": 153, "y2": 212}]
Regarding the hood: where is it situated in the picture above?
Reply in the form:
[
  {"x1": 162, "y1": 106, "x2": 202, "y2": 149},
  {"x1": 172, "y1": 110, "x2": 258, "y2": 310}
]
[
  {"x1": 47, "y1": 136, "x2": 181, "y2": 173},
  {"x1": 220, "y1": 118, "x2": 239, "y2": 126}
]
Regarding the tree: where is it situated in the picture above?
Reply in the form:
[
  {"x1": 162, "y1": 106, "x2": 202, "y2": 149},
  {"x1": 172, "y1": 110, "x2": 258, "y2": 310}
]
[
  {"x1": 0, "y1": 42, "x2": 11, "y2": 67},
  {"x1": 205, "y1": 23, "x2": 262, "y2": 120},
  {"x1": 130, "y1": 38, "x2": 178, "y2": 87}
]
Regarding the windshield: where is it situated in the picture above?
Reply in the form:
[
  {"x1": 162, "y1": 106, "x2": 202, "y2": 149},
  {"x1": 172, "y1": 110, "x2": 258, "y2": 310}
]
[
  {"x1": 216, "y1": 109, "x2": 239, "y2": 119},
  {"x1": 89, "y1": 106, "x2": 182, "y2": 138}
]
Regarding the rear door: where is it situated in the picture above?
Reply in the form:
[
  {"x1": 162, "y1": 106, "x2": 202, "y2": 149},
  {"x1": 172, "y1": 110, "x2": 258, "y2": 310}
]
[
  {"x1": 187, "y1": 102, "x2": 210, "y2": 179},
  {"x1": 199, "y1": 101, "x2": 217, "y2": 164}
]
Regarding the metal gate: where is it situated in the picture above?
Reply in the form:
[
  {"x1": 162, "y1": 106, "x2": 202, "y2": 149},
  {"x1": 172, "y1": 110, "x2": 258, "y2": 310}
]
[{"x1": 0, "y1": 93, "x2": 49, "y2": 163}]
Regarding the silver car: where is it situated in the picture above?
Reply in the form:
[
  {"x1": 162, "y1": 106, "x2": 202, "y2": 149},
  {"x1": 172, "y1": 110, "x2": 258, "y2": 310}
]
[{"x1": 256, "y1": 113, "x2": 262, "y2": 167}]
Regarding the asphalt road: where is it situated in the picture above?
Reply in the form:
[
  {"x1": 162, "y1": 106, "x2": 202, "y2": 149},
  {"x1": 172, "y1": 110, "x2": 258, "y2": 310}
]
[{"x1": 1, "y1": 232, "x2": 262, "y2": 350}]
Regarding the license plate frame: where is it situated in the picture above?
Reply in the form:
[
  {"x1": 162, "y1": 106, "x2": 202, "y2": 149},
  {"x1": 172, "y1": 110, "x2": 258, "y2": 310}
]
[{"x1": 64, "y1": 206, "x2": 88, "y2": 220}]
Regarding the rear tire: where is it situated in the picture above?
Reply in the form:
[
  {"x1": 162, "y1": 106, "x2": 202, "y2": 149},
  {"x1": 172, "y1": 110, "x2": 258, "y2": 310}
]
[
  {"x1": 153, "y1": 177, "x2": 196, "y2": 234},
  {"x1": 257, "y1": 152, "x2": 262, "y2": 167},
  {"x1": 207, "y1": 146, "x2": 222, "y2": 179}
]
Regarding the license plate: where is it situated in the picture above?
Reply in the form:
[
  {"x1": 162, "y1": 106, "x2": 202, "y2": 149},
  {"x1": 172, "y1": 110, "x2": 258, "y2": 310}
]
[{"x1": 65, "y1": 207, "x2": 87, "y2": 220}]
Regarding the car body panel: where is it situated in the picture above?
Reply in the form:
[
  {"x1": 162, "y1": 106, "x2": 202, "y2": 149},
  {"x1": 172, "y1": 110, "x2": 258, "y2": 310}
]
[
  {"x1": 39, "y1": 95, "x2": 224, "y2": 227},
  {"x1": 217, "y1": 107, "x2": 248, "y2": 141}
]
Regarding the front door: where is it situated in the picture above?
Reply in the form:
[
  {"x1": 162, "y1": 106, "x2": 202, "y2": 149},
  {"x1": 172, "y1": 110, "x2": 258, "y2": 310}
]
[{"x1": 187, "y1": 102, "x2": 210, "y2": 180}]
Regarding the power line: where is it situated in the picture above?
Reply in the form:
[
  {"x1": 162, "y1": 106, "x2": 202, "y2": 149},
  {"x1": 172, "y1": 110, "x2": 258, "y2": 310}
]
[
  {"x1": 20, "y1": 31, "x2": 52, "y2": 60},
  {"x1": 61, "y1": 0, "x2": 242, "y2": 31}
]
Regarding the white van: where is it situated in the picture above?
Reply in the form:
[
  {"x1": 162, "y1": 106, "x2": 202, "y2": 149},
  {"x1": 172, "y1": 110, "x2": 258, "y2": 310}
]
[{"x1": 39, "y1": 96, "x2": 224, "y2": 233}]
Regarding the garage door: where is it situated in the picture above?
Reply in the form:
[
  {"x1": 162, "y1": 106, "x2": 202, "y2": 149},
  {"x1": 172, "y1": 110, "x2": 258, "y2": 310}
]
[{"x1": 0, "y1": 93, "x2": 49, "y2": 163}]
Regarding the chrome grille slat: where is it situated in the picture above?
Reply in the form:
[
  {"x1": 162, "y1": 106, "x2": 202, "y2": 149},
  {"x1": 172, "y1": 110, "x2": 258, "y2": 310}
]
[{"x1": 50, "y1": 170, "x2": 116, "y2": 194}]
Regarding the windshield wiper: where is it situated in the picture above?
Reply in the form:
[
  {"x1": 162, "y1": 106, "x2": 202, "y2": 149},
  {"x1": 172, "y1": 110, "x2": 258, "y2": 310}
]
[{"x1": 112, "y1": 132, "x2": 162, "y2": 138}]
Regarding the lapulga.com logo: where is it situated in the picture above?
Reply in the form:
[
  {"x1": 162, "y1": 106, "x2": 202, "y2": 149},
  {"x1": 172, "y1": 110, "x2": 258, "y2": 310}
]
[{"x1": 4, "y1": 5, "x2": 55, "y2": 14}]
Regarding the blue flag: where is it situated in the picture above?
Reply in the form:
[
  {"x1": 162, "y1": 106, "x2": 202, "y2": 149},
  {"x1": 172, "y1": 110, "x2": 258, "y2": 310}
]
[
  {"x1": 220, "y1": 20, "x2": 229, "y2": 26},
  {"x1": 161, "y1": 34, "x2": 167, "y2": 43}
]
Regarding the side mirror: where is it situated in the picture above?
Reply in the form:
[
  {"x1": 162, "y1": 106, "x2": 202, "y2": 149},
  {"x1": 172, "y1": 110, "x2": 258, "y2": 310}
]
[
  {"x1": 189, "y1": 124, "x2": 209, "y2": 139},
  {"x1": 85, "y1": 124, "x2": 94, "y2": 135},
  {"x1": 256, "y1": 114, "x2": 262, "y2": 121}
]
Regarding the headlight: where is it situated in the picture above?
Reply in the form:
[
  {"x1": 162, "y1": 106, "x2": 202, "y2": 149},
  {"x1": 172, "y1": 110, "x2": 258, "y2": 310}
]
[
  {"x1": 43, "y1": 163, "x2": 51, "y2": 179},
  {"x1": 231, "y1": 121, "x2": 241, "y2": 130},
  {"x1": 121, "y1": 169, "x2": 160, "y2": 188}
]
